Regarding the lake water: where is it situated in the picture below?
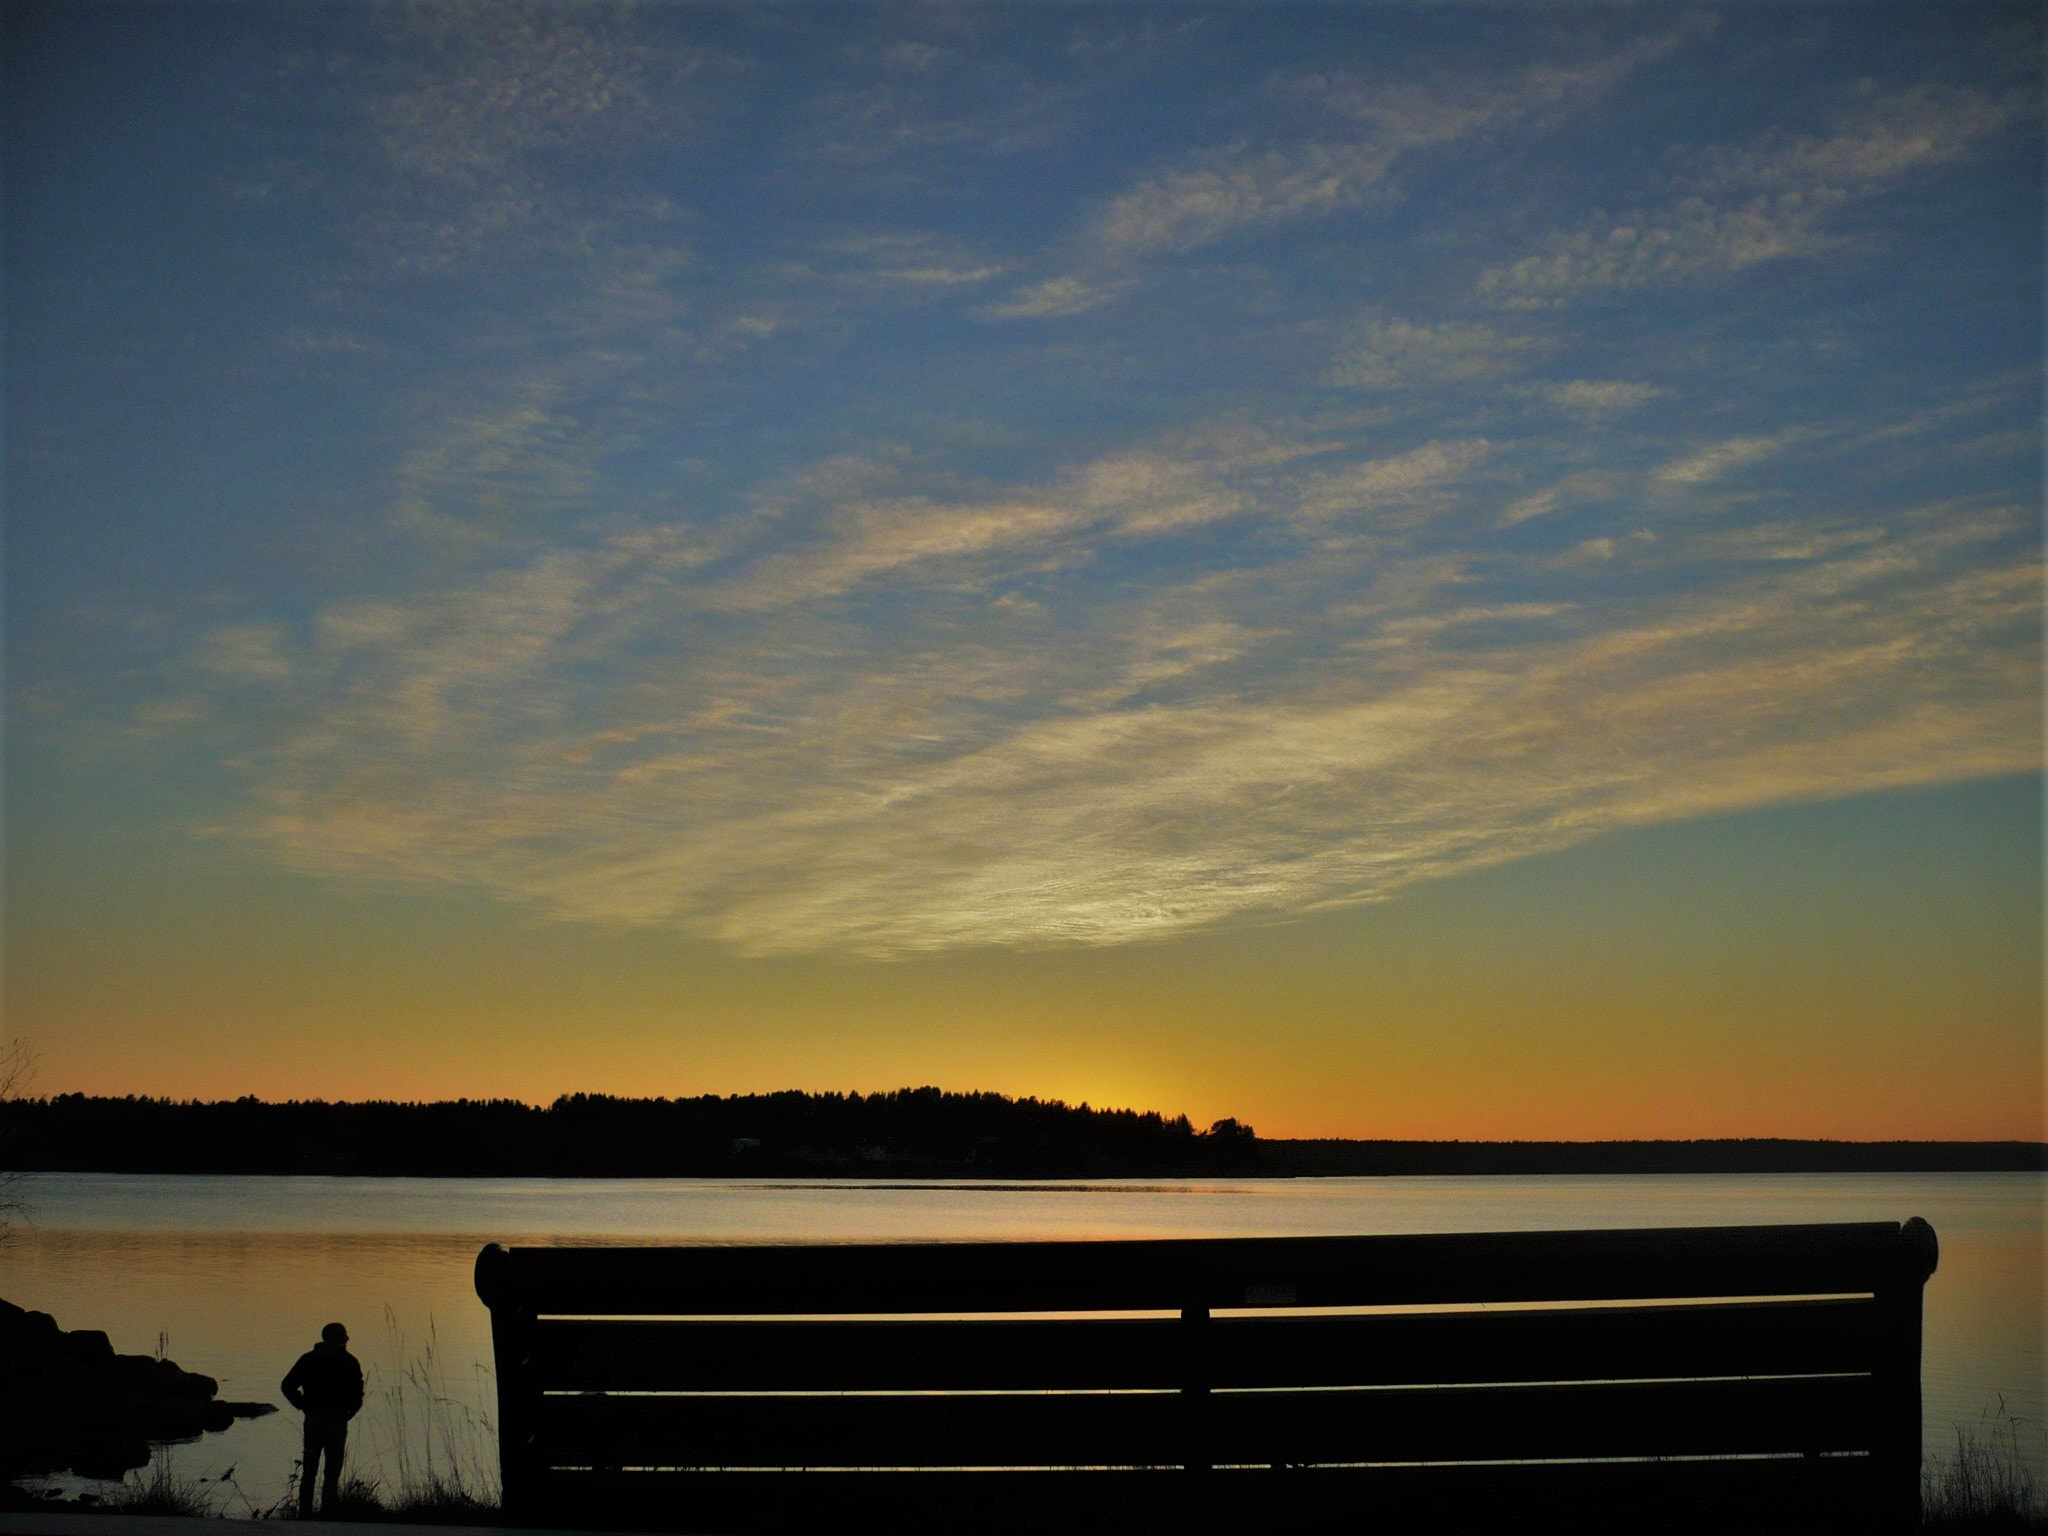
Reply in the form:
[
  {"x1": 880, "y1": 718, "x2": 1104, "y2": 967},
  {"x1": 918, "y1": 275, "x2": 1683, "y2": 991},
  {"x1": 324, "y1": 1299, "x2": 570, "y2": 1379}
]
[{"x1": 1, "y1": 1171, "x2": 2040, "y2": 1510}]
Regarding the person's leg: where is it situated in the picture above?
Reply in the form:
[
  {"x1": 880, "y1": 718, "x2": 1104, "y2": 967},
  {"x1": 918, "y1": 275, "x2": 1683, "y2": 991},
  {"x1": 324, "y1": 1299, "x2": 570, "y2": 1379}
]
[
  {"x1": 321, "y1": 1419, "x2": 346, "y2": 1511},
  {"x1": 298, "y1": 1419, "x2": 320, "y2": 1518}
]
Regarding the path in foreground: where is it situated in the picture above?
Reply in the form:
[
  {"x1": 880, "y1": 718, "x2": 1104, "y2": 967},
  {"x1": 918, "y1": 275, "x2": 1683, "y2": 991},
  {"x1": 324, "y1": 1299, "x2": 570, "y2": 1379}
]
[{"x1": 0, "y1": 1515, "x2": 625, "y2": 1536}]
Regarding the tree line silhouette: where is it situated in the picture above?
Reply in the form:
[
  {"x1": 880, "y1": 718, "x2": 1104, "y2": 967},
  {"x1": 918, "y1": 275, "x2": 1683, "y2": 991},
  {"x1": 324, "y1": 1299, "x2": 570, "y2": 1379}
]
[
  {"x1": 0, "y1": 1087, "x2": 1253, "y2": 1177},
  {"x1": 1, "y1": 1087, "x2": 2039, "y2": 1177}
]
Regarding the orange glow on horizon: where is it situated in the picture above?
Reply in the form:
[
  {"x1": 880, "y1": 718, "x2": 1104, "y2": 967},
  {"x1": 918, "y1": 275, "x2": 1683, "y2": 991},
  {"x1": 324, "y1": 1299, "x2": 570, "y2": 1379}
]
[{"x1": 17, "y1": 780, "x2": 2040, "y2": 1145}]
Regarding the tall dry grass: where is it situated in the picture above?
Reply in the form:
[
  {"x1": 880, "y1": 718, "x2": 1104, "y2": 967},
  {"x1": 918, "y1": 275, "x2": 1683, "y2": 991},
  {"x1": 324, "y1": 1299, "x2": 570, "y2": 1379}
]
[
  {"x1": 361, "y1": 1307, "x2": 502, "y2": 1520},
  {"x1": 1924, "y1": 1400, "x2": 2046, "y2": 1530}
]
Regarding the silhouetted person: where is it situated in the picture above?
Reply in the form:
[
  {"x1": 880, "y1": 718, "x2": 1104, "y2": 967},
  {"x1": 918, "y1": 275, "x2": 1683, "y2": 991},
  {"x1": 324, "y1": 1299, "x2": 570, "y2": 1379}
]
[{"x1": 282, "y1": 1321, "x2": 363, "y2": 1518}]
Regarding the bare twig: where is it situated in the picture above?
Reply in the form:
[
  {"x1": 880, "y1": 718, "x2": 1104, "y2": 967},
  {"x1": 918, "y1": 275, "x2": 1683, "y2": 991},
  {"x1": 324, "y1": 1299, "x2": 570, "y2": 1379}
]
[{"x1": 0, "y1": 1037, "x2": 38, "y2": 1237}]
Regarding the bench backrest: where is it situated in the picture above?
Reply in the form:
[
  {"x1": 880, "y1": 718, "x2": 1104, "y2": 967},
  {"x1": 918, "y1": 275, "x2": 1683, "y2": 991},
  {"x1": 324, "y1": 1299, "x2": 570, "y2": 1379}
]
[{"x1": 476, "y1": 1218, "x2": 1938, "y2": 1532}]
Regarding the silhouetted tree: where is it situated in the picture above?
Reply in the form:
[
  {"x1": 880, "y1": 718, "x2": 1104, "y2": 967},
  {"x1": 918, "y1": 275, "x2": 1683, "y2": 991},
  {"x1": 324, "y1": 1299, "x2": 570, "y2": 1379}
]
[{"x1": 0, "y1": 1037, "x2": 36, "y2": 1236}]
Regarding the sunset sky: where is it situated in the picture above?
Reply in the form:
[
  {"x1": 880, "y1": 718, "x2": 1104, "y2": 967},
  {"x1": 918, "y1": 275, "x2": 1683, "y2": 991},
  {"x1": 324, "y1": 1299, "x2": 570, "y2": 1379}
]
[{"x1": 6, "y1": 2, "x2": 2041, "y2": 1140}]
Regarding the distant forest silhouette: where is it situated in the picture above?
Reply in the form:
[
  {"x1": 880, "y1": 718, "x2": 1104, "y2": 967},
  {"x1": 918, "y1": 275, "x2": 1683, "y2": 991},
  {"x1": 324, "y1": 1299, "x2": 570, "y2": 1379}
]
[{"x1": 3, "y1": 1087, "x2": 2040, "y2": 1177}]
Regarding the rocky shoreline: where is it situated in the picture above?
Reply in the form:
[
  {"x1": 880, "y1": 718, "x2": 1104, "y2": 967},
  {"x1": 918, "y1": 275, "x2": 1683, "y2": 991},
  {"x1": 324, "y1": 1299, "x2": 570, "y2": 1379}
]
[{"x1": 0, "y1": 1298, "x2": 274, "y2": 1482}]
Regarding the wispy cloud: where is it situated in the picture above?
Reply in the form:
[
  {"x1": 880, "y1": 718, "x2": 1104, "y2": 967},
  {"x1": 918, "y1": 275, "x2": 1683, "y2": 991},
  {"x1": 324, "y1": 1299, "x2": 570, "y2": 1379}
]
[
  {"x1": 1294, "y1": 439, "x2": 1492, "y2": 524},
  {"x1": 1653, "y1": 431, "x2": 1803, "y2": 488},
  {"x1": 172, "y1": 404, "x2": 2037, "y2": 954},
  {"x1": 1282, "y1": 15, "x2": 1713, "y2": 140},
  {"x1": 1479, "y1": 85, "x2": 2020, "y2": 304},
  {"x1": 353, "y1": 4, "x2": 709, "y2": 275},
  {"x1": 1537, "y1": 380, "x2": 1660, "y2": 416},
  {"x1": 190, "y1": 625, "x2": 296, "y2": 684},
  {"x1": 711, "y1": 429, "x2": 1295, "y2": 608},
  {"x1": 1684, "y1": 84, "x2": 2019, "y2": 196},
  {"x1": 1329, "y1": 315, "x2": 1539, "y2": 390},
  {"x1": 980, "y1": 275, "x2": 1125, "y2": 319},
  {"x1": 1499, "y1": 471, "x2": 1622, "y2": 527},
  {"x1": 819, "y1": 233, "x2": 1007, "y2": 290},
  {"x1": 1091, "y1": 141, "x2": 1399, "y2": 259},
  {"x1": 993, "y1": 21, "x2": 1710, "y2": 317},
  {"x1": 803, "y1": 17, "x2": 1084, "y2": 164}
]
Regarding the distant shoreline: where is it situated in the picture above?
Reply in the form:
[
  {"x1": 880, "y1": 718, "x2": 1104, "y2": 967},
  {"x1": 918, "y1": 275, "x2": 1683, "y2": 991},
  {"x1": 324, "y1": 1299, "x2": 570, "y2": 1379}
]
[
  {"x1": 1254, "y1": 1138, "x2": 2048, "y2": 1176},
  {"x1": 4, "y1": 1090, "x2": 2041, "y2": 1179}
]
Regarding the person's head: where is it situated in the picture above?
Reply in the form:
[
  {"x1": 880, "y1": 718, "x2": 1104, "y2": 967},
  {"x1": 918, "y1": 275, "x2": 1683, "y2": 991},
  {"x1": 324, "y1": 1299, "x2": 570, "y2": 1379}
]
[{"x1": 321, "y1": 1322, "x2": 349, "y2": 1347}]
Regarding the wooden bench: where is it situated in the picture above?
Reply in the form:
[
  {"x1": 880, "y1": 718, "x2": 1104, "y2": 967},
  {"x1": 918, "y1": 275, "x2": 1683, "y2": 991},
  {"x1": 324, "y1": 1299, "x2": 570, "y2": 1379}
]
[{"x1": 475, "y1": 1218, "x2": 1938, "y2": 1533}]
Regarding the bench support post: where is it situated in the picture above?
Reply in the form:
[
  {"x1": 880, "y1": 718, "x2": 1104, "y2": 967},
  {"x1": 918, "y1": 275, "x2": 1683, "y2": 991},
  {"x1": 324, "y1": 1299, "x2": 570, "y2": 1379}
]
[
  {"x1": 1875, "y1": 1216, "x2": 1939, "y2": 1531},
  {"x1": 476, "y1": 1243, "x2": 540, "y2": 1521},
  {"x1": 1180, "y1": 1305, "x2": 1211, "y2": 1473}
]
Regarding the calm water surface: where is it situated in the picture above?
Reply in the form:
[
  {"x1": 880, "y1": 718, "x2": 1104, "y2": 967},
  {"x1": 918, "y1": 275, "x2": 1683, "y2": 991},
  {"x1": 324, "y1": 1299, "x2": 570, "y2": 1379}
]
[{"x1": 2, "y1": 1171, "x2": 2039, "y2": 1508}]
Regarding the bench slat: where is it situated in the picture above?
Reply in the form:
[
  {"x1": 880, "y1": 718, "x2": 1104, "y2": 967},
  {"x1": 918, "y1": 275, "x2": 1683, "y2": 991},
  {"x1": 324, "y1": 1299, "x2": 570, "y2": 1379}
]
[
  {"x1": 531, "y1": 1458, "x2": 1897, "y2": 1534},
  {"x1": 527, "y1": 1296, "x2": 1884, "y2": 1392},
  {"x1": 477, "y1": 1221, "x2": 1937, "y2": 1315},
  {"x1": 529, "y1": 1375, "x2": 1882, "y2": 1470}
]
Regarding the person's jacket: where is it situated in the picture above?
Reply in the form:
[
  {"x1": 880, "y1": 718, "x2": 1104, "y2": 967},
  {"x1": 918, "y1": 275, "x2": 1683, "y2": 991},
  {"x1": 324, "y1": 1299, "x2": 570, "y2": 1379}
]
[{"x1": 281, "y1": 1341, "x2": 364, "y2": 1419}]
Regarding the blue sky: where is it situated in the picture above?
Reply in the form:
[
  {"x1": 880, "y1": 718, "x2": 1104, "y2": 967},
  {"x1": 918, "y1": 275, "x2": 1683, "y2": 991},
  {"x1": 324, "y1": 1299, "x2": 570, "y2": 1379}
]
[{"x1": 6, "y1": 2, "x2": 2041, "y2": 1129}]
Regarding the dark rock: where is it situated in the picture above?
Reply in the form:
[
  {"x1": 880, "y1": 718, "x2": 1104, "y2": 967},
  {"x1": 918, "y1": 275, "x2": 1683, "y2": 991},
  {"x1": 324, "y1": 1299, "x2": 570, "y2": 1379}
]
[
  {"x1": 0, "y1": 1301, "x2": 60, "y2": 1345},
  {"x1": 69, "y1": 1439, "x2": 152, "y2": 1481},
  {"x1": 106, "y1": 1354, "x2": 216, "y2": 1399},
  {"x1": 59, "y1": 1330, "x2": 114, "y2": 1367},
  {"x1": 0, "y1": 1297, "x2": 270, "y2": 1481}
]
